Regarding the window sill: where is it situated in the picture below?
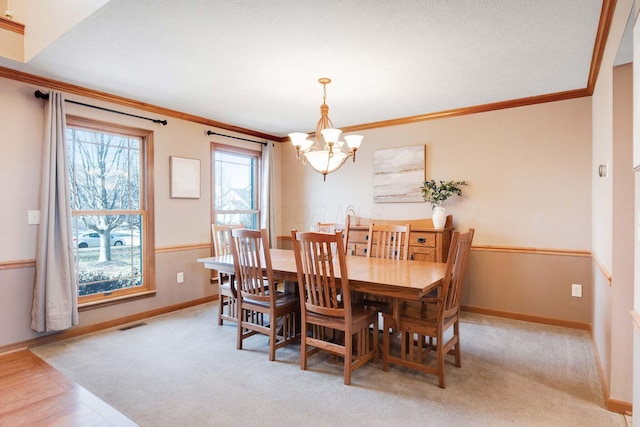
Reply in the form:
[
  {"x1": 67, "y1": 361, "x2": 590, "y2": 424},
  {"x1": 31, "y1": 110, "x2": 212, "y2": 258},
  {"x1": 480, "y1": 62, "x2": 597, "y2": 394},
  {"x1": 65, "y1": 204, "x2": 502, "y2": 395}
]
[{"x1": 78, "y1": 290, "x2": 157, "y2": 311}]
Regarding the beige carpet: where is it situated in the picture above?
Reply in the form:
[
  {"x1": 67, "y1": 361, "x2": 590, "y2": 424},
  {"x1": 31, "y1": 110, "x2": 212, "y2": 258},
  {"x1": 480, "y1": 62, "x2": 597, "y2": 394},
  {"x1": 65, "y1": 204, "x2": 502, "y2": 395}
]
[{"x1": 32, "y1": 303, "x2": 626, "y2": 427}]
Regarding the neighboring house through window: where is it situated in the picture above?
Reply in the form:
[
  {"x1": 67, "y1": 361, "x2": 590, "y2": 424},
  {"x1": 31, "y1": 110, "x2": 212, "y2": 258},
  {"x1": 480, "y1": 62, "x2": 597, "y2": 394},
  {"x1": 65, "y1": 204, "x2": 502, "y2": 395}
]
[
  {"x1": 66, "y1": 116, "x2": 155, "y2": 305},
  {"x1": 212, "y1": 144, "x2": 260, "y2": 229}
]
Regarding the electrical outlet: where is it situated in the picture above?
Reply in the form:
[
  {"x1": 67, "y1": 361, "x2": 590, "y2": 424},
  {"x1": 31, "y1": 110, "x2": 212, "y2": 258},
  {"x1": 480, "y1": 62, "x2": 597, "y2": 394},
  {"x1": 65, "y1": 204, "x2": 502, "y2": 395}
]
[
  {"x1": 177, "y1": 272, "x2": 184, "y2": 284},
  {"x1": 571, "y1": 283, "x2": 582, "y2": 298}
]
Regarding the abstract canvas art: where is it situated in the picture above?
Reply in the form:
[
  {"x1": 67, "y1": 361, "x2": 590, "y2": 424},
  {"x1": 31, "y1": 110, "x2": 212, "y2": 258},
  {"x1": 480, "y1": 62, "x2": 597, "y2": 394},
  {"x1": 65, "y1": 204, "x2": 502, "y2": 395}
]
[{"x1": 372, "y1": 145, "x2": 426, "y2": 203}]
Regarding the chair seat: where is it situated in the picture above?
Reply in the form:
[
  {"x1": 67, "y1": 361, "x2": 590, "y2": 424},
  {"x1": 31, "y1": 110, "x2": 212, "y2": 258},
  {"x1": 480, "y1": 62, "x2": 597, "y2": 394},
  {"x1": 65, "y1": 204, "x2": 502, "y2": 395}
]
[
  {"x1": 242, "y1": 292, "x2": 299, "y2": 309},
  {"x1": 388, "y1": 300, "x2": 458, "y2": 333},
  {"x1": 306, "y1": 305, "x2": 377, "y2": 331}
]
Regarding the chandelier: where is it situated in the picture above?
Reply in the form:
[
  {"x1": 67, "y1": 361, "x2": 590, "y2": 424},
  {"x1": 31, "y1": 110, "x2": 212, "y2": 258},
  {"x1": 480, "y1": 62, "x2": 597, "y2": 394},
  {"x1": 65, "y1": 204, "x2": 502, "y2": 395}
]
[{"x1": 289, "y1": 78, "x2": 363, "y2": 181}]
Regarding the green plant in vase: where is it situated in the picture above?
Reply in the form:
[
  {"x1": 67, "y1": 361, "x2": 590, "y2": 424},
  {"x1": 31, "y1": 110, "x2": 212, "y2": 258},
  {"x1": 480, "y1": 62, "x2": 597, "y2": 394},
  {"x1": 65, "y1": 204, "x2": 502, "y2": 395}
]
[{"x1": 421, "y1": 180, "x2": 468, "y2": 228}]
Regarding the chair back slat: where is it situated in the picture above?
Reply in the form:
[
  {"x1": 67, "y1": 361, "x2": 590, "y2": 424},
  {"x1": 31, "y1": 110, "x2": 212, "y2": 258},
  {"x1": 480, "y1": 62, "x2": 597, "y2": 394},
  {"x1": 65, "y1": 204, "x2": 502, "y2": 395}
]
[
  {"x1": 315, "y1": 222, "x2": 348, "y2": 252},
  {"x1": 292, "y1": 230, "x2": 350, "y2": 318},
  {"x1": 367, "y1": 223, "x2": 410, "y2": 260},
  {"x1": 441, "y1": 229, "x2": 474, "y2": 318},
  {"x1": 231, "y1": 228, "x2": 273, "y2": 304},
  {"x1": 212, "y1": 223, "x2": 244, "y2": 256}
]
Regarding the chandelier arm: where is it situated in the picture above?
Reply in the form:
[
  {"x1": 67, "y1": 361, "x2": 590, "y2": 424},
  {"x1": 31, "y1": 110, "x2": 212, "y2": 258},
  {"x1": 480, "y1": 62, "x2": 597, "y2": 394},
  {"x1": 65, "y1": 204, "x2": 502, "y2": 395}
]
[{"x1": 289, "y1": 77, "x2": 362, "y2": 180}]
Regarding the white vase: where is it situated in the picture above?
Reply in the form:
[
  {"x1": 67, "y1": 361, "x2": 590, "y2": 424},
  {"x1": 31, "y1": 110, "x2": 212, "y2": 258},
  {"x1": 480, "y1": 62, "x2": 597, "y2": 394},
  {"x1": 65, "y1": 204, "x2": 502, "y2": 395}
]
[{"x1": 432, "y1": 206, "x2": 446, "y2": 229}]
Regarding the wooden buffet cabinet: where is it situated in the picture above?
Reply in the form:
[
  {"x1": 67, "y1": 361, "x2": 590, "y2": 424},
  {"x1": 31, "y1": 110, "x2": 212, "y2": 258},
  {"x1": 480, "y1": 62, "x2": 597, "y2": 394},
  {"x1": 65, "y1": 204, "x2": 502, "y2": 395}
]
[{"x1": 345, "y1": 215, "x2": 454, "y2": 262}]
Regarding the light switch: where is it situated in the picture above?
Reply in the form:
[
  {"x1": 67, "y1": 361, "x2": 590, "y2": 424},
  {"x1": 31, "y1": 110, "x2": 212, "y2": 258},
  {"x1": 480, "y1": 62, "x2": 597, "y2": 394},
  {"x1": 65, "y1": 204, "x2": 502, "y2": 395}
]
[{"x1": 28, "y1": 210, "x2": 40, "y2": 225}]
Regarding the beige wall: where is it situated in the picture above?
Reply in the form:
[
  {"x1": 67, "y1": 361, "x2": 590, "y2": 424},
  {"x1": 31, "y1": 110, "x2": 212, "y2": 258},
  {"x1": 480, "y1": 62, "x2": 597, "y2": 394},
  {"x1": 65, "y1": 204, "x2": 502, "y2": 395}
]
[
  {"x1": 281, "y1": 99, "x2": 592, "y2": 250},
  {"x1": 0, "y1": 76, "x2": 273, "y2": 348},
  {"x1": 591, "y1": 0, "x2": 635, "y2": 406},
  {"x1": 633, "y1": 0, "x2": 640, "y2": 417},
  {"x1": 280, "y1": 96, "x2": 593, "y2": 324},
  {"x1": 464, "y1": 251, "x2": 592, "y2": 323},
  {"x1": 612, "y1": 63, "x2": 634, "y2": 402}
]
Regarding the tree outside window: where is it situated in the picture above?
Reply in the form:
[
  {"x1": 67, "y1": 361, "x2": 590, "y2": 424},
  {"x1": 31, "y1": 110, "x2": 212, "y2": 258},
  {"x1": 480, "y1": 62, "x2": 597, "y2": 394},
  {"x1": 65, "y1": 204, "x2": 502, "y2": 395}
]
[{"x1": 67, "y1": 117, "x2": 154, "y2": 303}]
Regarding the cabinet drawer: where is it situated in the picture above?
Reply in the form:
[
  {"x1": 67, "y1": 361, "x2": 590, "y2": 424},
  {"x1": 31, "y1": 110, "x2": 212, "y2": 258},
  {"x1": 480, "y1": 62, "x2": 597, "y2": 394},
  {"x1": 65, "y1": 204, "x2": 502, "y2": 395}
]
[
  {"x1": 409, "y1": 247, "x2": 436, "y2": 261},
  {"x1": 346, "y1": 243, "x2": 367, "y2": 257},
  {"x1": 348, "y1": 229, "x2": 369, "y2": 244},
  {"x1": 409, "y1": 232, "x2": 436, "y2": 247}
]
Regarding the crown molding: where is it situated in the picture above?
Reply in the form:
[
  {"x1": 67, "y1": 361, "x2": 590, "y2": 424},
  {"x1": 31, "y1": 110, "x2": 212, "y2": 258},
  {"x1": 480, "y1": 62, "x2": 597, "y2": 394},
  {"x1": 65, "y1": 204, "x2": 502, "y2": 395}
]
[
  {"x1": 0, "y1": 66, "x2": 280, "y2": 142},
  {"x1": 338, "y1": 88, "x2": 592, "y2": 135},
  {"x1": 587, "y1": 0, "x2": 617, "y2": 94},
  {"x1": 0, "y1": 0, "x2": 616, "y2": 143}
]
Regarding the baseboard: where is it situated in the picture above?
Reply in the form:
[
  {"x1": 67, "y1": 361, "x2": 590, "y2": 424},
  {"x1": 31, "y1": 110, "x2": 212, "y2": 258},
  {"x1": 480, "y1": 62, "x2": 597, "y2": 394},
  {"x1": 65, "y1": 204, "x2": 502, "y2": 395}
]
[
  {"x1": 590, "y1": 329, "x2": 611, "y2": 405},
  {"x1": 590, "y1": 325, "x2": 634, "y2": 415},
  {"x1": 0, "y1": 296, "x2": 218, "y2": 356},
  {"x1": 460, "y1": 305, "x2": 591, "y2": 330},
  {"x1": 607, "y1": 397, "x2": 632, "y2": 415}
]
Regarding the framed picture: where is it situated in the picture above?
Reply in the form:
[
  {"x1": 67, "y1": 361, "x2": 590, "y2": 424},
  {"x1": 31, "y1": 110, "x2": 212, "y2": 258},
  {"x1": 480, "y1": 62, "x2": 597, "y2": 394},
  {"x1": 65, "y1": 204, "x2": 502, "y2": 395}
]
[
  {"x1": 373, "y1": 145, "x2": 426, "y2": 203},
  {"x1": 170, "y1": 156, "x2": 201, "y2": 199}
]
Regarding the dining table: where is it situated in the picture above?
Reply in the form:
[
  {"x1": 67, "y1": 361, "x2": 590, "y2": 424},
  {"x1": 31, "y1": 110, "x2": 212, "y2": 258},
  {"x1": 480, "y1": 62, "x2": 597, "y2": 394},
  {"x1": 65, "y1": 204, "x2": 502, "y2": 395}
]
[{"x1": 197, "y1": 249, "x2": 447, "y2": 322}]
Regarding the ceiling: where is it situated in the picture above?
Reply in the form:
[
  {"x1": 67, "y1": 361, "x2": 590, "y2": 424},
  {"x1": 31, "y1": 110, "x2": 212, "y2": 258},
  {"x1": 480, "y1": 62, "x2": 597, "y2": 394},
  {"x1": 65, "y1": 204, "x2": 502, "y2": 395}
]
[{"x1": 1, "y1": 0, "x2": 615, "y2": 139}]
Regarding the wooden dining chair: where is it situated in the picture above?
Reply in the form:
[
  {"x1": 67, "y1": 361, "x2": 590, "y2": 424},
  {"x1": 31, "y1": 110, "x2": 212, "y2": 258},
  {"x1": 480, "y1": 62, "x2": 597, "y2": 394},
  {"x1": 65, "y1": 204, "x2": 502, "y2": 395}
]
[
  {"x1": 230, "y1": 228, "x2": 300, "y2": 361},
  {"x1": 315, "y1": 222, "x2": 348, "y2": 252},
  {"x1": 291, "y1": 229, "x2": 378, "y2": 385},
  {"x1": 212, "y1": 223, "x2": 244, "y2": 326},
  {"x1": 364, "y1": 223, "x2": 411, "y2": 312},
  {"x1": 381, "y1": 228, "x2": 475, "y2": 388},
  {"x1": 366, "y1": 223, "x2": 411, "y2": 260}
]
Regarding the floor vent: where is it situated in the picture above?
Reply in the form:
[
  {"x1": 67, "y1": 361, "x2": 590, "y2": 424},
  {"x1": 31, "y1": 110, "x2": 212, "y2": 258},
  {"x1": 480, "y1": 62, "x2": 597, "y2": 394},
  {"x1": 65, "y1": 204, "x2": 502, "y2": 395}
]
[{"x1": 119, "y1": 322, "x2": 146, "y2": 331}]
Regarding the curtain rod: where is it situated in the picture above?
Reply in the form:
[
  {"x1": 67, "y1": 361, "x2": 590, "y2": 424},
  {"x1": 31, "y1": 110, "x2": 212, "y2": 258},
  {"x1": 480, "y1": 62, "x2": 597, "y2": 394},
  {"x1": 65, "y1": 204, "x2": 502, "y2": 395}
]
[
  {"x1": 206, "y1": 130, "x2": 267, "y2": 146},
  {"x1": 34, "y1": 90, "x2": 168, "y2": 125}
]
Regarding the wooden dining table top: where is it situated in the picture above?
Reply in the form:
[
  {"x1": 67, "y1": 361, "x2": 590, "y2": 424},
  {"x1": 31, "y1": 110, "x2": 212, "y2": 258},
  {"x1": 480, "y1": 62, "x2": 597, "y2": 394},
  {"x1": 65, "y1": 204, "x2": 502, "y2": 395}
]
[{"x1": 197, "y1": 249, "x2": 446, "y2": 301}]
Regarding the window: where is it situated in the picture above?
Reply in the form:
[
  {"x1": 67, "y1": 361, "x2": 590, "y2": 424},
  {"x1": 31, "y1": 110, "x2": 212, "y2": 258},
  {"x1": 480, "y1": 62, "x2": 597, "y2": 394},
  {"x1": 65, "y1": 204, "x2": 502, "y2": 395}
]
[
  {"x1": 212, "y1": 144, "x2": 260, "y2": 228},
  {"x1": 66, "y1": 116, "x2": 155, "y2": 305}
]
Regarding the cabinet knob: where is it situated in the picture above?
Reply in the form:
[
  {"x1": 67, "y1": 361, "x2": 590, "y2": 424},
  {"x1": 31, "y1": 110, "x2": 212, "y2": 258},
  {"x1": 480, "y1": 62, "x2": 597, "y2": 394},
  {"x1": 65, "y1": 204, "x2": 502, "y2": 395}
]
[{"x1": 417, "y1": 238, "x2": 426, "y2": 244}]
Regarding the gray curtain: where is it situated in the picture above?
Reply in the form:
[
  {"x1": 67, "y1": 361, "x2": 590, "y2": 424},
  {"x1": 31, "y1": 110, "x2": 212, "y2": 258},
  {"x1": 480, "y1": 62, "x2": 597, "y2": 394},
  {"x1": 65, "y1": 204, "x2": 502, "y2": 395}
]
[
  {"x1": 260, "y1": 142, "x2": 276, "y2": 247},
  {"x1": 31, "y1": 91, "x2": 78, "y2": 332}
]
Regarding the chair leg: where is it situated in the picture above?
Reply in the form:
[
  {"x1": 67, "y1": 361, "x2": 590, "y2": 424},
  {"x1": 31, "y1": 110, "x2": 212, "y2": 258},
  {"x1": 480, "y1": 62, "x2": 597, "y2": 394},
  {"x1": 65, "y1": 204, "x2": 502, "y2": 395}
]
[
  {"x1": 344, "y1": 328, "x2": 352, "y2": 385},
  {"x1": 300, "y1": 321, "x2": 308, "y2": 371},
  {"x1": 269, "y1": 315, "x2": 277, "y2": 361},
  {"x1": 228, "y1": 296, "x2": 237, "y2": 323},
  {"x1": 453, "y1": 321, "x2": 461, "y2": 367},
  {"x1": 437, "y1": 333, "x2": 445, "y2": 389},
  {"x1": 372, "y1": 319, "x2": 379, "y2": 364},
  {"x1": 237, "y1": 308, "x2": 245, "y2": 350},
  {"x1": 237, "y1": 323, "x2": 243, "y2": 350},
  {"x1": 382, "y1": 317, "x2": 393, "y2": 372},
  {"x1": 218, "y1": 294, "x2": 224, "y2": 325}
]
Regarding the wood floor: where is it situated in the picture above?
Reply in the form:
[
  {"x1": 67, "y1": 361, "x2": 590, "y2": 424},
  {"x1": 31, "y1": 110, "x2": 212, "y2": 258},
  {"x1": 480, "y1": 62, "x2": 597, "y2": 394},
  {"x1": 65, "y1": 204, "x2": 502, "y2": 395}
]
[{"x1": 0, "y1": 350, "x2": 136, "y2": 426}]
